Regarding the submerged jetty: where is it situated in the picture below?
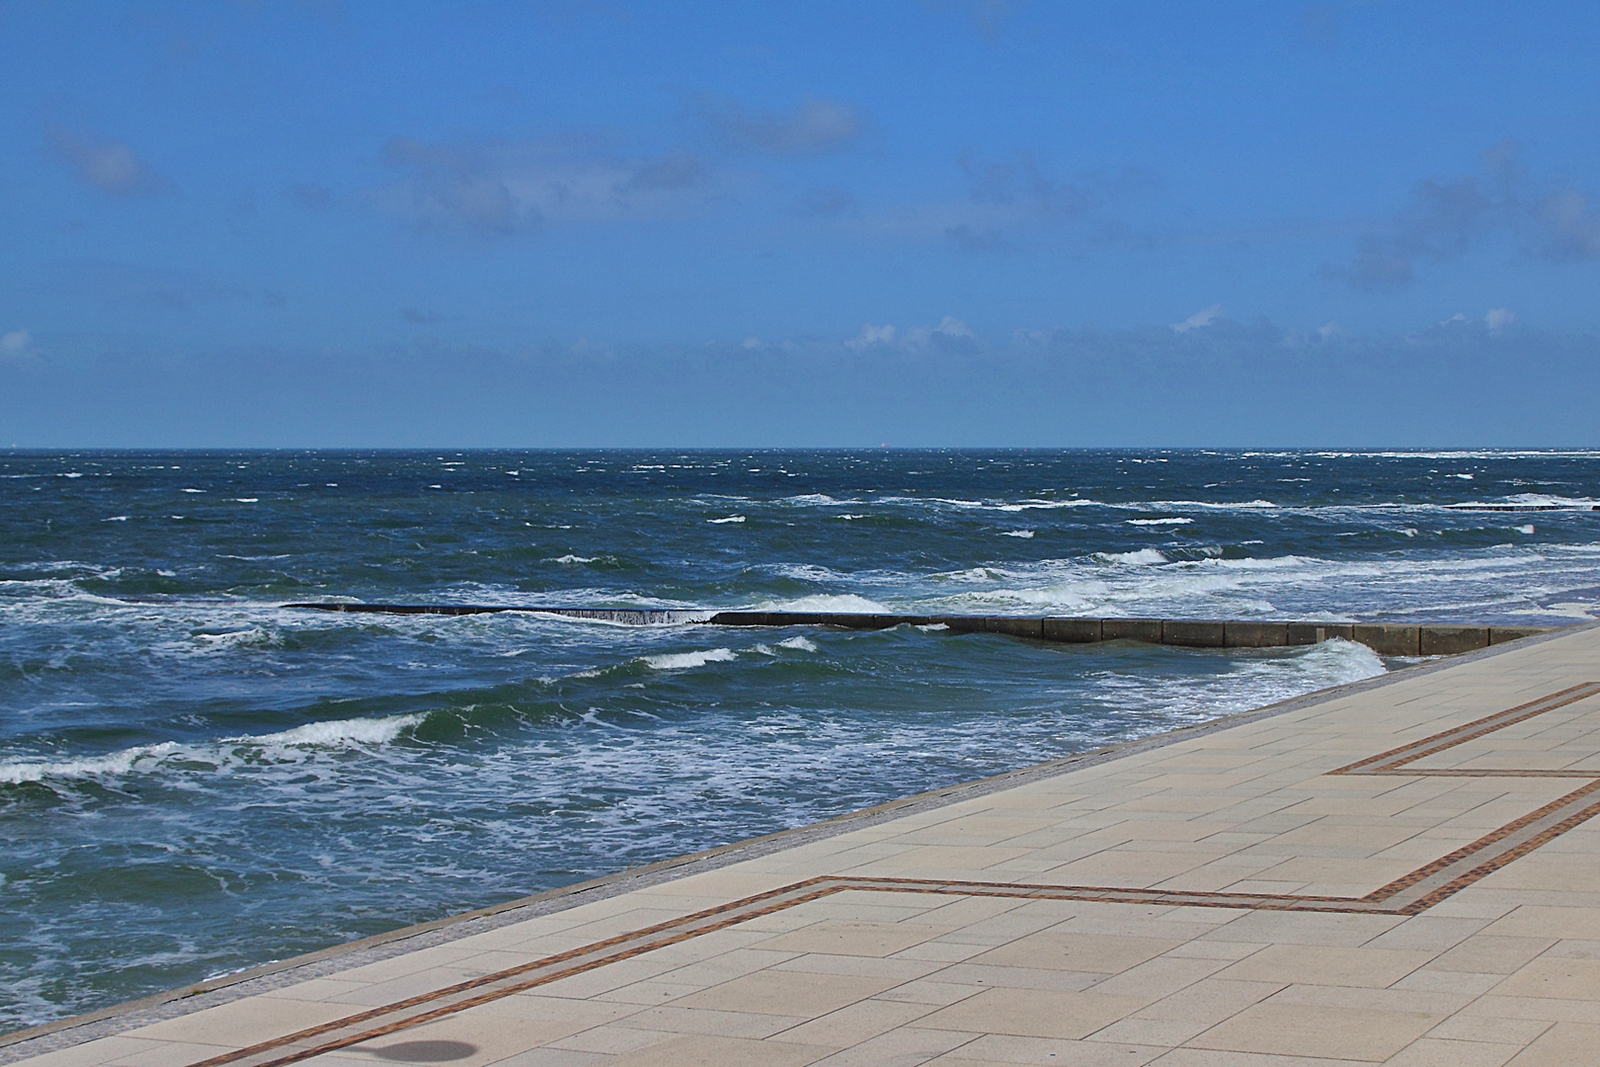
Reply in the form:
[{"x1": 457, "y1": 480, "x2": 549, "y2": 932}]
[
  {"x1": 10, "y1": 621, "x2": 1600, "y2": 1065},
  {"x1": 288, "y1": 601, "x2": 1559, "y2": 657}
]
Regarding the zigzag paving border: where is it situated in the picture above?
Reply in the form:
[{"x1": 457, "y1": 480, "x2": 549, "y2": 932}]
[{"x1": 161, "y1": 681, "x2": 1600, "y2": 1067}]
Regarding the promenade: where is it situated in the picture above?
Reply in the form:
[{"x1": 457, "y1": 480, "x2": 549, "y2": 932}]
[{"x1": 10, "y1": 623, "x2": 1600, "y2": 1066}]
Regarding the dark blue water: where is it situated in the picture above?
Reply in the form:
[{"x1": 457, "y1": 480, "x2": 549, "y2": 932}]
[{"x1": 3, "y1": 449, "x2": 1598, "y2": 1030}]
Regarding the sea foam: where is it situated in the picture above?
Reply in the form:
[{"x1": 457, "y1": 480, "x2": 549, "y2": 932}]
[{"x1": 643, "y1": 648, "x2": 738, "y2": 670}]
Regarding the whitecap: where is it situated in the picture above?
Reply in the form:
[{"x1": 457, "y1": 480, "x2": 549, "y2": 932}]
[
  {"x1": 242, "y1": 713, "x2": 425, "y2": 748},
  {"x1": 1001, "y1": 530, "x2": 1035, "y2": 538},
  {"x1": 1127, "y1": 518, "x2": 1194, "y2": 526},
  {"x1": 0, "y1": 742, "x2": 181, "y2": 785},
  {"x1": 190, "y1": 627, "x2": 277, "y2": 650},
  {"x1": 763, "y1": 593, "x2": 890, "y2": 614},
  {"x1": 777, "y1": 636, "x2": 818, "y2": 652},
  {"x1": 1097, "y1": 549, "x2": 1169, "y2": 565},
  {"x1": 708, "y1": 515, "x2": 746, "y2": 524},
  {"x1": 549, "y1": 554, "x2": 596, "y2": 564},
  {"x1": 643, "y1": 648, "x2": 738, "y2": 670}
]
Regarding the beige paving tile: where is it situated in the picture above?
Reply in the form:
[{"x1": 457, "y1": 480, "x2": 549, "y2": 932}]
[
  {"x1": 753, "y1": 920, "x2": 952, "y2": 957},
  {"x1": 805, "y1": 1025, "x2": 977, "y2": 1066},
  {"x1": 917, "y1": 988, "x2": 1151, "y2": 1040},
  {"x1": 102, "y1": 1041, "x2": 237, "y2": 1067},
  {"x1": 606, "y1": 1033, "x2": 835, "y2": 1066},
  {"x1": 1490, "y1": 956, "x2": 1600, "y2": 1000},
  {"x1": 769, "y1": 998, "x2": 937, "y2": 1046},
  {"x1": 1383, "y1": 1037, "x2": 1522, "y2": 1066},
  {"x1": 928, "y1": 1032, "x2": 1164, "y2": 1064},
  {"x1": 1215, "y1": 944, "x2": 1434, "y2": 987},
  {"x1": 126, "y1": 996, "x2": 356, "y2": 1046},
  {"x1": 1503, "y1": 1021, "x2": 1600, "y2": 1065},
  {"x1": 966, "y1": 933, "x2": 1186, "y2": 975},
  {"x1": 1182, "y1": 999, "x2": 1441, "y2": 1060},
  {"x1": 670, "y1": 969, "x2": 899, "y2": 1017},
  {"x1": 5, "y1": 1039, "x2": 163, "y2": 1067},
  {"x1": 344, "y1": 1013, "x2": 587, "y2": 1067}
]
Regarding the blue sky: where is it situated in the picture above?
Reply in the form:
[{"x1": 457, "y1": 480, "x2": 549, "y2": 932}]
[{"x1": 3, "y1": 0, "x2": 1599, "y2": 446}]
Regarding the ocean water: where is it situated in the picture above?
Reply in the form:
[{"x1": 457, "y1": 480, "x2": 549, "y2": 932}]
[{"x1": 3, "y1": 448, "x2": 1599, "y2": 1030}]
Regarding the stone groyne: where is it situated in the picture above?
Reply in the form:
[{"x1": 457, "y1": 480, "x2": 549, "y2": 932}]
[{"x1": 286, "y1": 602, "x2": 1559, "y2": 657}]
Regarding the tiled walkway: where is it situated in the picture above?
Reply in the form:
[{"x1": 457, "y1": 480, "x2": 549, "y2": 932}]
[{"x1": 13, "y1": 624, "x2": 1600, "y2": 1066}]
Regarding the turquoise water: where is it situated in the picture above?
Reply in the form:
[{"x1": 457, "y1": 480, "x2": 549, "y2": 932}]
[{"x1": 2, "y1": 448, "x2": 1598, "y2": 1029}]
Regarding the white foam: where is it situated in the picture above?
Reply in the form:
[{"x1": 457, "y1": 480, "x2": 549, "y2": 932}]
[
  {"x1": 242, "y1": 713, "x2": 425, "y2": 748},
  {"x1": 191, "y1": 627, "x2": 277, "y2": 650},
  {"x1": 549, "y1": 555, "x2": 596, "y2": 564},
  {"x1": 777, "y1": 636, "x2": 818, "y2": 652},
  {"x1": 764, "y1": 593, "x2": 890, "y2": 614},
  {"x1": 1516, "y1": 524, "x2": 1536, "y2": 534},
  {"x1": 1097, "y1": 549, "x2": 1169, "y2": 565},
  {"x1": 708, "y1": 515, "x2": 746, "y2": 524},
  {"x1": 1001, "y1": 530, "x2": 1035, "y2": 538},
  {"x1": 1293, "y1": 637, "x2": 1387, "y2": 685},
  {"x1": 1441, "y1": 493, "x2": 1600, "y2": 512},
  {"x1": 0, "y1": 742, "x2": 180, "y2": 785},
  {"x1": 784, "y1": 493, "x2": 853, "y2": 506},
  {"x1": 234, "y1": 498, "x2": 259, "y2": 503},
  {"x1": 643, "y1": 648, "x2": 738, "y2": 670},
  {"x1": 1127, "y1": 518, "x2": 1193, "y2": 526}
]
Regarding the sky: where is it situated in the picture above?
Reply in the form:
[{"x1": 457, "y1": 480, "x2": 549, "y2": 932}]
[{"x1": 2, "y1": 0, "x2": 1599, "y2": 447}]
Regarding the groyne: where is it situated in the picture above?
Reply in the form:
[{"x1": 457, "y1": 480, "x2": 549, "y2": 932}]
[{"x1": 285, "y1": 602, "x2": 1559, "y2": 657}]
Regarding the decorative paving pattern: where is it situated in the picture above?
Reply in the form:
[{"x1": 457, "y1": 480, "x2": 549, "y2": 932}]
[{"x1": 158, "y1": 681, "x2": 1600, "y2": 1067}]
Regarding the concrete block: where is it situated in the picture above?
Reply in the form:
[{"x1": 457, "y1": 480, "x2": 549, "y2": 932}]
[
  {"x1": 985, "y1": 617, "x2": 1044, "y2": 639},
  {"x1": 940, "y1": 616, "x2": 987, "y2": 633},
  {"x1": 1489, "y1": 626, "x2": 1558, "y2": 645},
  {"x1": 827, "y1": 614, "x2": 889, "y2": 630},
  {"x1": 769, "y1": 612, "x2": 825, "y2": 626},
  {"x1": 709, "y1": 611, "x2": 773, "y2": 626},
  {"x1": 1042, "y1": 617, "x2": 1103, "y2": 643},
  {"x1": 1420, "y1": 625, "x2": 1490, "y2": 656},
  {"x1": 1102, "y1": 618, "x2": 1164, "y2": 644},
  {"x1": 1162, "y1": 620, "x2": 1226, "y2": 647},
  {"x1": 1352, "y1": 624, "x2": 1421, "y2": 656},
  {"x1": 1225, "y1": 621, "x2": 1290, "y2": 647}
]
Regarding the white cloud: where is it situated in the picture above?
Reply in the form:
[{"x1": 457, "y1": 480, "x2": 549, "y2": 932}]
[
  {"x1": 1171, "y1": 304, "x2": 1224, "y2": 332},
  {"x1": 373, "y1": 136, "x2": 712, "y2": 237},
  {"x1": 698, "y1": 95, "x2": 866, "y2": 155},
  {"x1": 0, "y1": 329, "x2": 30, "y2": 354},
  {"x1": 846, "y1": 317, "x2": 980, "y2": 352},
  {"x1": 1485, "y1": 307, "x2": 1517, "y2": 331},
  {"x1": 846, "y1": 323, "x2": 897, "y2": 350},
  {"x1": 48, "y1": 130, "x2": 166, "y2": 196}
]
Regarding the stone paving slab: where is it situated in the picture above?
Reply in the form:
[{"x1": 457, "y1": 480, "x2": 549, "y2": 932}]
[{"x1": 10, "y1": 624, "x2": 1600, "y2": 1066}]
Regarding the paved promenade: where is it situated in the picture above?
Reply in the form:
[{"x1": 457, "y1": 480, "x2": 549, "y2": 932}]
[{"x1": 11, "y1": 624, "x2": 1600, "y2": 1066}]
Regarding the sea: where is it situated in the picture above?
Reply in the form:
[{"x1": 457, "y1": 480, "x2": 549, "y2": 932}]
[{"x1": 3, "y1": 448, "x2": 1599, "y2": 1031}]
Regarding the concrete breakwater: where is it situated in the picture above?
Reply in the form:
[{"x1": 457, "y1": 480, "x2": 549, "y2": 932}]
[{"x1": 286, "y1": 602, "x2": 1559, "y2": 657}]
